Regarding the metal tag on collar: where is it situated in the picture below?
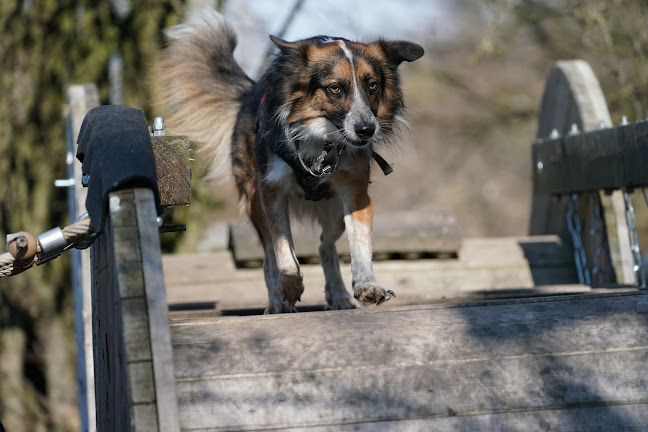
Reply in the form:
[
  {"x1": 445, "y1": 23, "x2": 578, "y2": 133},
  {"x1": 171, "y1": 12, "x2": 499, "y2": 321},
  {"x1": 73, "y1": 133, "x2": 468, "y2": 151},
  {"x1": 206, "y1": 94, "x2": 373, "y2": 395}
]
[{"x1": 311, "y1": 150, "x2": 329, "y2": 175}]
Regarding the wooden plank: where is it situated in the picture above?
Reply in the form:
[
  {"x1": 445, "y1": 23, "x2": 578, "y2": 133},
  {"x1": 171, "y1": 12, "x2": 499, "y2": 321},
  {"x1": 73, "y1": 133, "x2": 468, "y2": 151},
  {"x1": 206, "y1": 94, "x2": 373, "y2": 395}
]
[
  {"x1": 171, "y1": 292, "x2": 648, "y2": 430},
  {"x1": 163, "y1": 235, "x2": 580, "y2": 312},
  {"x1": 91, "y1": 191, "x2": 138, "y2": 432},
  {"x1": 151, "y1": 135, "x2": 191, "y2": 207},
  {"x1": 230, "y1": 210, "x2": 462, "y2": 265},
  {"x1": 67, "y1": 83, "x2": 100, "y2": 432},
  {"x1": 133, "y1": 188, "x2": 180, "y2": 432},
  {"x1": 275, "y1": 405, "x2": 648, "y2": 431},
  {"x1": 533, "y1": 119, "x2": 648, "y2": 194},
  {"x1": 92, "y1": 188, "x2": 180, "y2": 432}
]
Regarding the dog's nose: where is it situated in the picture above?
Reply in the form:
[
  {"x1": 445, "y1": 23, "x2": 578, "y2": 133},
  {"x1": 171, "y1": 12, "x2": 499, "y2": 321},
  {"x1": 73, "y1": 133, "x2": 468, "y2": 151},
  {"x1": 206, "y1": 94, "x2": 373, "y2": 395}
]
[{"x1": 355, "y1": 123, "x2": 376, "y2": 140}]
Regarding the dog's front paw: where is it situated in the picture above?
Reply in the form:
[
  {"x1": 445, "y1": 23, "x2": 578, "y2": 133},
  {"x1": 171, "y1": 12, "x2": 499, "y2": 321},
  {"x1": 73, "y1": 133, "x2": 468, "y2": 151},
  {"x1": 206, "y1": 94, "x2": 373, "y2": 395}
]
[{"x1": 353, "y1": 283, "x2": 396, "y2": 305}]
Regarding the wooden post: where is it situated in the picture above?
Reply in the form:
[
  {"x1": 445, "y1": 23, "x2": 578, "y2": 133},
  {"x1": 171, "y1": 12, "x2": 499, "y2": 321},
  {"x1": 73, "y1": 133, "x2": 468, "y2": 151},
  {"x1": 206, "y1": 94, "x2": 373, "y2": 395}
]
[
  {"x1": 66, "y1": 83, "x2": 100, "y2": 432},
  {"x1": 91, "y1": 188, "x2": 179, "y2": 431}
]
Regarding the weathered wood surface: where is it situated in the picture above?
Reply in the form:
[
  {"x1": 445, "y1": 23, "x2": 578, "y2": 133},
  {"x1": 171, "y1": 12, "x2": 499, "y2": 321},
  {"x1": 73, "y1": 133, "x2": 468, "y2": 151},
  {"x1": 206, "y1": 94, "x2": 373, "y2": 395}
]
[
  {"x1": 163, "y1": 235, "x2": 584, "y2": 312},
  {"x1": 91, "y1": 188, "x2": 179, "y2": 431},
  {"x1": 529, "y1": 59, "x2": 633, "y2": 286},
  {"x1": 533, "y1": 119, "x2": 648, "y2": 194},
  {"x1": 230, "y1": 210, "x2": 462, "y2": 266},
  {"x1": 66, "y1": 83, "x2": 100, "y2": 432},
  {"x1": 151, "y1": 135, "x2": 191, "y2": 207},
  {"x1": 170, "y1": 291, "x2": 648, "y2": 431}
]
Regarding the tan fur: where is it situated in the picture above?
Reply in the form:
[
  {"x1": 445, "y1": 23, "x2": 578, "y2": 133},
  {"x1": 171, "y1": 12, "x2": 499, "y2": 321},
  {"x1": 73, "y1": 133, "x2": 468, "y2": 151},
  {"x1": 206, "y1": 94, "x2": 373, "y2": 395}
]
[{"x1": 156, "y1": 11, "x2": 252, "y2": 180}]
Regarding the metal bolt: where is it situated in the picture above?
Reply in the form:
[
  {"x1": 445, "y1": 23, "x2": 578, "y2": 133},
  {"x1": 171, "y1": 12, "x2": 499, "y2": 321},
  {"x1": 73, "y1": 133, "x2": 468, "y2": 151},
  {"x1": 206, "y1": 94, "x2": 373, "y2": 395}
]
[
  {"x1": 152, "y1": 116, "x2": 166, "y2": 136},
  {"x1": 157, "y1": 216, "x2": 164, "y2": 226},
  {"x1": 598, "y1": 121, "x2": 607, "y2": 129},
  {"x1": 549, "y1": 129, "x2": 561, "y2": 139},
  {"x1": 620, "y1": 115, "x2": 629, "y2": 126},
  {"x1": 536, "y1": 160, "x2": 544, "y2": 172},
  {"x1": 81, "y1": 174, "x2": 91, "y2": 187},
  {"x1": 568, "y1": 123, "x2": 580, "y2": 135}
]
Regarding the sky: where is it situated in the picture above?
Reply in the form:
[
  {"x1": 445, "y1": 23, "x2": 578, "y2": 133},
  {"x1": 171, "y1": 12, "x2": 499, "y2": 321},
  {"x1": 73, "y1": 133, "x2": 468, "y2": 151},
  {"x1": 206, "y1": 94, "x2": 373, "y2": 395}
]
[{"x1": 215, "y1": 0, "x2": 460, "y2": 77}]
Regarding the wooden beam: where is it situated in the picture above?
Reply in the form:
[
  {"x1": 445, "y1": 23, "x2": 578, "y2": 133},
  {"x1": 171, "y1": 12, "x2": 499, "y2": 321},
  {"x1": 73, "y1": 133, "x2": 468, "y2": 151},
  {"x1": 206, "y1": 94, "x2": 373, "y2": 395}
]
[
  {"x1": 533, "y1": 119, "x2": 648, "y2": 195},
  {"x1": 66, "y1": 83, "x2": 100, "y2": 432},
  {"x1": 151, "y1": 135, "x2": 191, "y2": 207},
  {"x1": 171, "y1": 291, "x2": 648, "y2": 430},
  {"x1": 92, "y1": 188, "x2": 179, "y2": 431}
]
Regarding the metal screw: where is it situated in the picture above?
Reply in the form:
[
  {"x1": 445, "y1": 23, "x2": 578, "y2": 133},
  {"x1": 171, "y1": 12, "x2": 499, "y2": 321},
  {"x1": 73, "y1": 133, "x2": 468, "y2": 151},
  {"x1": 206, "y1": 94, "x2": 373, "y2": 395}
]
[
  {"x1": 549, "y1": 129, "x2": 561, "y2": 139},
  {"x1": 157, "y1": 216, "x2": 164, "y2": 226},
  {"x1": 598, "y1": 121, "x2": 607, "y2": 129},
  {"x1": 620, "y1": 115, "x2": 629, "y2": 126},
  {"x1": 536, "y1": 160, "x2": 544, "y2": 173},
  {"x1": 568, "y1": 123, "x2": 580, "y2": 135},
  {"x1": 152, "y1": 117, "x2": 166, "y2": 136}
]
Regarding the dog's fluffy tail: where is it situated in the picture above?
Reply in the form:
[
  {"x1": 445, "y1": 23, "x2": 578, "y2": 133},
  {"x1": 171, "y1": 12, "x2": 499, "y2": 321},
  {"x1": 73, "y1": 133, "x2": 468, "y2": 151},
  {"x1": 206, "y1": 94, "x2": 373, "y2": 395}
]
[{"x1": 157, "y1": 9, "x2": 254, "y2": 180}]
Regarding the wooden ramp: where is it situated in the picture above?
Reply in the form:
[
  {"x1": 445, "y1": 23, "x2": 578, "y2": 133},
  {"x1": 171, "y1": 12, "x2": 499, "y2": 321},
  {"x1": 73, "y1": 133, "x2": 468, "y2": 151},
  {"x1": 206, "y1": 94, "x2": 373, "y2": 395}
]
[
  {"x1": 170, "y1": 292, "x2": 648, "y2": 431},
  {"x1": 80, "y1": 60, "x2": 648, "y2": 431}
]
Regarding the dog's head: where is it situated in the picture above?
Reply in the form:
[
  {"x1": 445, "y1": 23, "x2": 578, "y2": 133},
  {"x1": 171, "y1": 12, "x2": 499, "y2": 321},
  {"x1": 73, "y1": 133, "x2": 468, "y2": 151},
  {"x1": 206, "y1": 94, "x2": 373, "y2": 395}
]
[{"x1": 263, "y1": 35, "x2": 424, "y2": 149}]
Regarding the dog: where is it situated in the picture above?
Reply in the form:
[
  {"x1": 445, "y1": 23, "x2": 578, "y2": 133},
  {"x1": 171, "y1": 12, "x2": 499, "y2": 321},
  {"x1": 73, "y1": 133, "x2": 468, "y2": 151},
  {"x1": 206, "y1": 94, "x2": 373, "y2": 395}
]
[{"x1": 158, "y1": 9, "x2": 424, "y2": 313}]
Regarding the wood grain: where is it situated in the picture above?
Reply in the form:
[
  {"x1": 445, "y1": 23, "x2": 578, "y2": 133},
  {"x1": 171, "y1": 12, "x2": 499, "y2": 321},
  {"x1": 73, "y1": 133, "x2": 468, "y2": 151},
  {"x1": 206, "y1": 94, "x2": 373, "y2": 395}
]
[
  {"x1": 91, "y1": 188, "x2": 179, "y2": 432},
  {"x1": 170, "y1": 292, "x2": 648, "y2": 431},
  {"x1": 151, "y1": 135, "x2": 191, "y2": 207}
]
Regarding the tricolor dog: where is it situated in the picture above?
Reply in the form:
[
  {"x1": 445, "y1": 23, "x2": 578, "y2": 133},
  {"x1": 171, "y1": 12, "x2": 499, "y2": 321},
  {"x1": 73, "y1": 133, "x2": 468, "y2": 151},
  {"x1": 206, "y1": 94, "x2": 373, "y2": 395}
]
[{"x1": 159, "y1": 10, "x2": 424, "y2": 313}]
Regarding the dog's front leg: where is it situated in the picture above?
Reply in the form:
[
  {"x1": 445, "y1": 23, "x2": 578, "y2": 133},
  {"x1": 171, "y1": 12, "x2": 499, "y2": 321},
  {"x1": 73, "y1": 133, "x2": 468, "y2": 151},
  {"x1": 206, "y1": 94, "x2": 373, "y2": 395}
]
[
  {"x1": 260, "y1": 185, "x2": 304, "y2": 313},
  {"x1": 341, "y1": 189, "x2": 395, "y2": 305}
]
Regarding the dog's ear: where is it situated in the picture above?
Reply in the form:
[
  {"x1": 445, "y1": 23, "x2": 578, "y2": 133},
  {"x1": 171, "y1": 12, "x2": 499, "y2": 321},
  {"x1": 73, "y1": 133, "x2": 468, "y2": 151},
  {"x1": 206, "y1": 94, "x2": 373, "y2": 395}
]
[
  {"x1": 380, "y1": 40, "x2": 424, "y2": 66},
  {"x1": 270, "y1": 35, "x2": 306, "y2": 57}
]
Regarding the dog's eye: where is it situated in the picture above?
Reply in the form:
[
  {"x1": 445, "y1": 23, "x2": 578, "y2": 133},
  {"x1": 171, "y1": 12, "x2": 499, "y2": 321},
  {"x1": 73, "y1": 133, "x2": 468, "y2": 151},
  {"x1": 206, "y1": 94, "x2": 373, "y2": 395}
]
[
  {"x1": 368, "y1": 81, "x2": 379, "y2": 93},
  {"x1": 328, "y1": 84, "x2": 341, "y2": 94}
]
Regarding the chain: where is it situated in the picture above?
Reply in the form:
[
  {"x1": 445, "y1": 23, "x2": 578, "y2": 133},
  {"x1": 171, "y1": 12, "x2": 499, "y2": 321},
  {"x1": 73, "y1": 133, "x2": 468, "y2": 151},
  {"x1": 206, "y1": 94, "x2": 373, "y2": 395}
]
[
  {"x1": 624, "y1": 189, "x2": 646, "y2": 288},
  {"x1": 588, "y1": 193, "x2": 604, "y2": 285},
  {"x1": 566, "y1": 194, "x2": 592, "y2": 286}
]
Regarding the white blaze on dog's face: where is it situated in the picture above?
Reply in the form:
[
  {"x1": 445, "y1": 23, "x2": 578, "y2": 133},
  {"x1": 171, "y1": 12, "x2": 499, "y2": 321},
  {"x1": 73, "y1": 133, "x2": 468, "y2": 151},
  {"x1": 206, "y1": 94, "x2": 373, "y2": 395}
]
[{"x1": 270, "y1": 35, "x2": 424, "y2": 148}]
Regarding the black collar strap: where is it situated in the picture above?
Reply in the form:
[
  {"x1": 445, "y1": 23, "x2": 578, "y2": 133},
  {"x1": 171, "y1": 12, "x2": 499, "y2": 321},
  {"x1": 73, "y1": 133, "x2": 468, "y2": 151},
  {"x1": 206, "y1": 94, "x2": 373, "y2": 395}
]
[
  {"x1": 371, "y1": 151, "x2": 394, "y2": 176},
  {"x1": 295, "y1": 141, "x2": 394, "y2": 178}
]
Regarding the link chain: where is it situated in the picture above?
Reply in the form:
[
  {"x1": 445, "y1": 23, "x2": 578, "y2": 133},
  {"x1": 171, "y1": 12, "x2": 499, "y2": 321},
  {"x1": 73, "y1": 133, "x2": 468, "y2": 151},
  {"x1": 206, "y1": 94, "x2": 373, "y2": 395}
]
[
  {"x1": 624, "y1": 190, "x2": 646, "y2": 288},
  {"x1": 566, "y1": 194, "x2": 592, "y2": 286},
  {"x1": 588, "y1": 193, "x2": 604, "y2": 285}
]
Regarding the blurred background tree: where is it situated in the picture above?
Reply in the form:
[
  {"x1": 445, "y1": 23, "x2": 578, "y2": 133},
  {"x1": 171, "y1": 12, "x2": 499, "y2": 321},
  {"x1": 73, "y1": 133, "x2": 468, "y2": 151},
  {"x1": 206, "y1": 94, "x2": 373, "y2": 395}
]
[
  {"x1": 1, "y1": 0, "x2": 648, "y2": 431},
  {"x1": 0, "y1": 1, "x2": 184, "y2": 430}
]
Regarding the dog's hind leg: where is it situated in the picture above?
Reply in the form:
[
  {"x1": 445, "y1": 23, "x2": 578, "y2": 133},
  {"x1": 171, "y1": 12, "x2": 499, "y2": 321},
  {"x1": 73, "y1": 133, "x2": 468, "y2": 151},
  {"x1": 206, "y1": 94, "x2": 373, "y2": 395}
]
[
  {"x1": 258, "y1": 185, "x2": 304, "y2": 313},
  {"x1": 317, "y1": 200, "x2": 357, "y2": 310}
]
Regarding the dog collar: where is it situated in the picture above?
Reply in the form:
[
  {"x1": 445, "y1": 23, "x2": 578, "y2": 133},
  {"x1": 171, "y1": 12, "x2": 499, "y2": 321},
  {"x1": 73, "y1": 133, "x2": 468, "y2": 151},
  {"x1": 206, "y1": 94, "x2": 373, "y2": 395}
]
[
  {"x1": 295, "y1": 141, "x2": 394, "y2": 178},
  {"x1": 295, "y1": 141, "x2": 343, "y2": 178}
]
